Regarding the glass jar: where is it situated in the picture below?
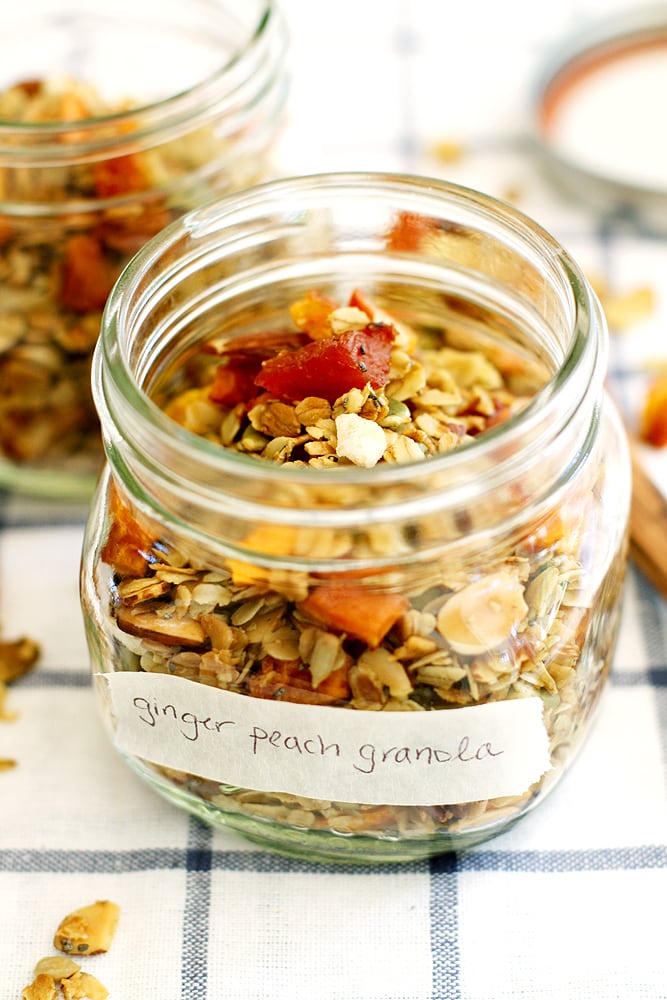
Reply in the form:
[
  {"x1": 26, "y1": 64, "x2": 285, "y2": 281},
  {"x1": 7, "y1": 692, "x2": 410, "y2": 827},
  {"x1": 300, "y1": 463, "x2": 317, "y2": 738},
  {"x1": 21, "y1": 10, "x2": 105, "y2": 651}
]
[
  {"x1": 80, "y1": 173, "x2": 631, "y2": 864},
  {"x1": 0, "y1": 0, "x2": 288, "y2": 499}
]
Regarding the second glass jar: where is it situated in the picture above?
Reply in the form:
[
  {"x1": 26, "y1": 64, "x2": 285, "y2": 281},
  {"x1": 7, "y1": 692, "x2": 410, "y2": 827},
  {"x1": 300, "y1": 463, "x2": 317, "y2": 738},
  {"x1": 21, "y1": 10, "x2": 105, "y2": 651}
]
[{"x1": 0, "y1": 0, "x2": 288, "y2": 498}]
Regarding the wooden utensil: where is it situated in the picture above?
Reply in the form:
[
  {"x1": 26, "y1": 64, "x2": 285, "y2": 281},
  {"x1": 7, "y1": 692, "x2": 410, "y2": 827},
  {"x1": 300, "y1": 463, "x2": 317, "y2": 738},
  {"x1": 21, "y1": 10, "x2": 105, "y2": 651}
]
[{"x1": 629, "y1": 443, "x2": 667, "y2": 600}]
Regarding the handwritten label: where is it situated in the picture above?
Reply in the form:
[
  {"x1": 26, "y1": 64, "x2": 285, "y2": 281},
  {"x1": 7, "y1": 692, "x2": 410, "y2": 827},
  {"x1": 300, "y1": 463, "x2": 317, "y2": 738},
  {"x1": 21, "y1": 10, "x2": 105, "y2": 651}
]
[{"x1": 98, "y1": 672, "x2": 551, "y2": 806}]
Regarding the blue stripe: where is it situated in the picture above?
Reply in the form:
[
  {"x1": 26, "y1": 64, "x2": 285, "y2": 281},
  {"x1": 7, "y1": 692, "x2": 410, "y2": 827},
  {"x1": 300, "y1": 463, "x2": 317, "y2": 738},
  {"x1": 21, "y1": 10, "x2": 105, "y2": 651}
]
[
  {"x1": 2, "y1": 844, "x2": 664, "y2": 876},
  {"x1": 635, "y1": 575, "x2": 667, "y2": 785},
  {"x1": 637, "y1": 573, "x2": 667, "y2": 665},
  {"x1": 429, "y1": 853, "x2": 460, "y2": 1000},
  {"x1": 18, "y1": 669, "x2": 91, "y2": 688},
  {"x1": 612, "y1": 667, "x2": 667, "y2": 687},
  {"x1": 182, "y1": 817, "x2": 213, "y2": 1000},
  {"x1": 460, "y1": 845, "x2": 667, "y2": 873},
  {"x1": 0, "y1": 848, "x2": 189, "y2": 872},
  {"x1": 648, "y1": 667, "x2": 667, "y2": 686}
]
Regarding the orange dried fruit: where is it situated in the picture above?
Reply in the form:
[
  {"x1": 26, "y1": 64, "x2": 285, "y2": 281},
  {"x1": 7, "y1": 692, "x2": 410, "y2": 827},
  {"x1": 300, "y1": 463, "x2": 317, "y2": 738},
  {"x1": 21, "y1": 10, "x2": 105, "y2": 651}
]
[{"x1": 640, "y1": 376, "x2": 667, "y2": 447}]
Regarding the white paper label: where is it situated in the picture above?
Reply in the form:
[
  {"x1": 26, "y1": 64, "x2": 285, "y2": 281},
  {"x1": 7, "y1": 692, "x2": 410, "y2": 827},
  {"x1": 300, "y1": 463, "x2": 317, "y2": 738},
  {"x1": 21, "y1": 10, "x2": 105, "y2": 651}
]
[{"x1": 98, "y1": 671, "x2": 551, "y2": 806}]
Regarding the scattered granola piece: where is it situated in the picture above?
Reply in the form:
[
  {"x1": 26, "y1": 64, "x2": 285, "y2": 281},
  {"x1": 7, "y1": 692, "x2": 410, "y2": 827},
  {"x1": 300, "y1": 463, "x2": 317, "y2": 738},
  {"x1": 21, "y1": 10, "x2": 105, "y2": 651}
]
[
  {"x1": 430, "y1": 138, "x2": 465, "y2": 164},
  {"x1": 588, "y1": 274, "x2": 655, "y2": 332},
  {"x1": 501, "y1": 183, "x2": 523, "y2": 203},
  {"x1": 53, "y1": 900, "x2": 120, "y2": 956},
  {"x1": 0, "y1": 636, "x2": 40, "y2": 683},
  {"x1": 33, "y1": 956, "x2": 81, "y2": 982},
  {"x1": 0, "y1": 680, "x2": 17, "y2": 720},
  {"x1": 21, "y1": 974, "x2": 57, "y2": 1000},
  {"x1": 60, "y1": 971, "x2": 109, "y2": 1000},
  {"x1": 642, "y1": 357, "x2": 667, "y2": 375},
  {"x1": 603, "y1": 285, "x2": 655, "y2": 332},
  {"x1": 0, "y1": 637, "x2": 39, "y2": 767}
]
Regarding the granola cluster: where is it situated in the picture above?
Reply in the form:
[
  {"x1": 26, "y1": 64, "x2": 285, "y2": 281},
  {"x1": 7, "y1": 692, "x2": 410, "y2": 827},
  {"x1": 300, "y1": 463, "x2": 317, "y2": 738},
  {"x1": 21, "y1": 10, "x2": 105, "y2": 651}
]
[
  {"x1": 0, "y1": 77, "x2": 229, "y2": 476},
  {"x1": 0, "y1": 633, "x2": 40, "y2": 771},
  {"x1": 96, "y1": 287, "x2": 623, "y2": 841},
  {"x1": 163, "y1": 289, "x2": 534, "y2": 469},
  {"x1": 21, "y1": 900, "x2": 119, "y2": 1000}
]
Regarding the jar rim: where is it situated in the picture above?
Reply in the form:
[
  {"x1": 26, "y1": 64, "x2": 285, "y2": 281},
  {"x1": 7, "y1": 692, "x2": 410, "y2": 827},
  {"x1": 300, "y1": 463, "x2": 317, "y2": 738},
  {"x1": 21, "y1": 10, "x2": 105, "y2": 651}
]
[
  {"x1": 0, "y1": 1, "x2": 283, "y2": 158},
  {"x1": 96, "y1": 171, "x2": 606, "y2": 513}
]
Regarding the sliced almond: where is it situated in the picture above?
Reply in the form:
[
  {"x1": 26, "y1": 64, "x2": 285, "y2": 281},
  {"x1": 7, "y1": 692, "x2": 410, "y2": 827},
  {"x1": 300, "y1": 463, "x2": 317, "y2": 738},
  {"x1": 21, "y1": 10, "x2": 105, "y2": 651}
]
[
  {"x1": 116, "y1": 577, "x2": 172, "y2": 606},
  {"x1": 357, "y1": 647, "x2": 413, "y2": 699},
  {"x1": 436, "y1": 571, "x2": 528, "y2": 655},
  {"x1": 116, "y1": 606, "x2": 206, "y2": 648}
]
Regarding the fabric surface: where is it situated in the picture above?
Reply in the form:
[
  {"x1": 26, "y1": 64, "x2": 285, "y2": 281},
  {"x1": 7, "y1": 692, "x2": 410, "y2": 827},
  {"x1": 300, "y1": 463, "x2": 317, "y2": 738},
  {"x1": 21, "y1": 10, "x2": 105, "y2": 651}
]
[{"x1": 2, "y1": 1, "x2": 667, "y2": 997}]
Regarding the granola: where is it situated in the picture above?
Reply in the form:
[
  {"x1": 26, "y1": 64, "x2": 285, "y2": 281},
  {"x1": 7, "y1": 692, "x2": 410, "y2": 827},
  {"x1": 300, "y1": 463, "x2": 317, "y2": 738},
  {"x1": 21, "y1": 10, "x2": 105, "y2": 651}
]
[
  {"x1": 160, "y1": 287, "x2": 535, "y2": 467},
  {"x1": 95, "y1": 286, "x2": 625, "y2": 843},
  {"x1": 0, "y1": 77, "x2": 235, "y2": 479},
  {"x1": 53, "y1": 900, "x2": 120, "y2": 956},
  {"x1": 21, "y1": 901, "x2": 118, "y2": 1000},
  {"x1": 0, "y1": 632, "x2": 40, "y2": 771}
]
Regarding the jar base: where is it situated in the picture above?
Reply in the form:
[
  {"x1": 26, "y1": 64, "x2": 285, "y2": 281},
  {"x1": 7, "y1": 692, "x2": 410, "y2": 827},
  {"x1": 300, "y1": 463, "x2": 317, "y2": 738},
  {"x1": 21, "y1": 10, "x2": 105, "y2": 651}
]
[{"x1": 124, "y1": 753, "x2": 533, "y2": 865}]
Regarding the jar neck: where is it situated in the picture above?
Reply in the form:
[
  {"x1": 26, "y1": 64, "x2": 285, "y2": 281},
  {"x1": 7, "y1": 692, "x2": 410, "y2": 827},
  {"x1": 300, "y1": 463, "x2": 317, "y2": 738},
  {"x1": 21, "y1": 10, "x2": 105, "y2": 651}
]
[
  {"x1": 94, "y1": 174, "x2": 608, "y2": 565},
  {"x1": 0, "y1": 1, "x2": 287, "y2": 172}
]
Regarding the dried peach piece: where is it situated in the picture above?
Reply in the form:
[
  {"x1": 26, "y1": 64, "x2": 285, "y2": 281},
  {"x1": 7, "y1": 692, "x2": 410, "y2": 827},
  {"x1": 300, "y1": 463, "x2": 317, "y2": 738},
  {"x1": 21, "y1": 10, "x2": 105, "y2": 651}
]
[
  {"x1": 385, "y1": 210, "x2": 439, "y2": 252},
  {"x1": 58, "y1": 234, "x2": 118, "y2": 313},
  {"x1": 227, "y1": 524, "x2": 299, "y2": 586},
  {"x1": 289, "y1": 290, "x2": 339, "y2": 340},
  {"x1": 54, "y1": 900, "x2": 120, "y2": 956},
  {"x1": 299, "y1": 585, "x2": 408, "y2": 648},
  {"x1": 93, "y1": 152, "x2": 149, "y2": 197},
  {"x1": 101, "y1": 479, "x2": 156, "y2": 578},
  {"x1": 640, "y1": 376, "x2": 667, "y2": 447}
]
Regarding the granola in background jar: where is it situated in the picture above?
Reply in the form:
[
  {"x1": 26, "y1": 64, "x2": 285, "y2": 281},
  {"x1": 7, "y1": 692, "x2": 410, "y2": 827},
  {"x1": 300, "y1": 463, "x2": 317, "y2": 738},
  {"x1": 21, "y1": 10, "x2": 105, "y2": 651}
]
[
  {"x1": 80, "y1": 174, "x2": 631, "y2": 864},
  {"x1": 0, "y1": 0, "x2": 288, "y2": 499}
]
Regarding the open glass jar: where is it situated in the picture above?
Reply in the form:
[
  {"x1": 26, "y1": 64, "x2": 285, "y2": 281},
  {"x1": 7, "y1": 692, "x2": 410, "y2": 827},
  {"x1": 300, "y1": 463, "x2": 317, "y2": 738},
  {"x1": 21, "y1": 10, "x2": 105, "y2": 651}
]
[
  {"x1": 0, "y1": 0, "x2": 288, "y2": 499},
  {"x1": 80, "y1": 173, "x2": 631, "y2": 864}
]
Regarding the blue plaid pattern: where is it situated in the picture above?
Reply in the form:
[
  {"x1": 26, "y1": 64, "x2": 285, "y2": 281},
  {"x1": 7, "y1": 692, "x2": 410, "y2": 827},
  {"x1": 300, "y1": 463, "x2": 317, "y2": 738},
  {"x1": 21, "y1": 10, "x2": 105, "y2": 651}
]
[
  {"x1": 2, "y1": 1, "x2": 667, "y2": 996},
  {"x1": 2, "y1": 559, "x2": 665, "y2": 998}
]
